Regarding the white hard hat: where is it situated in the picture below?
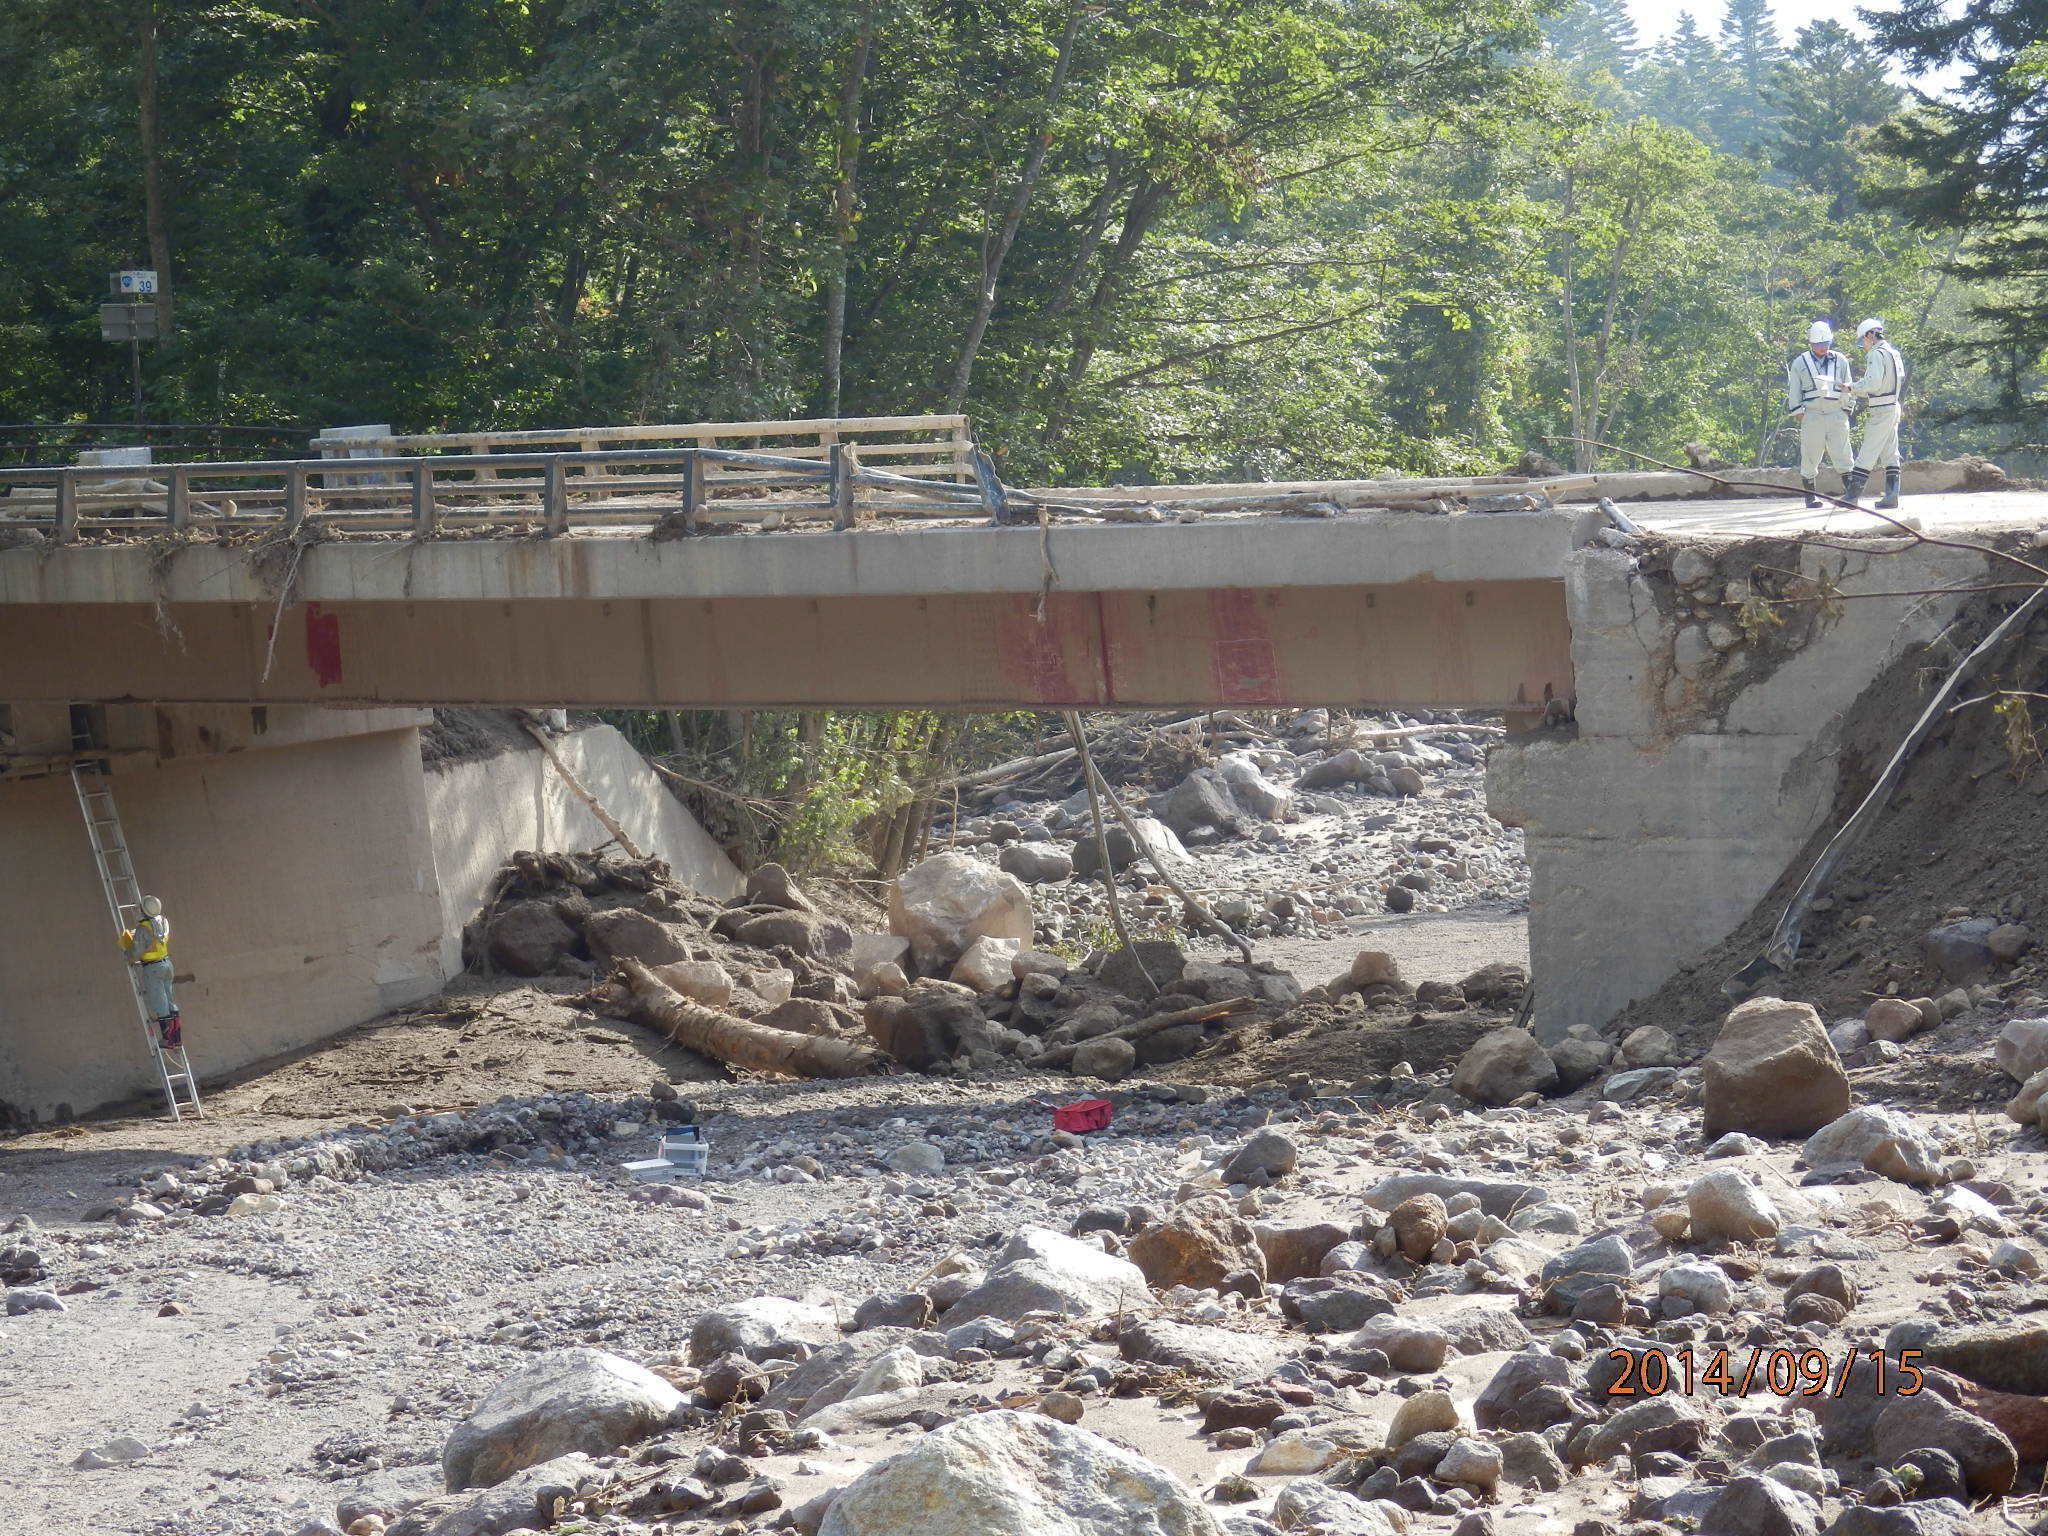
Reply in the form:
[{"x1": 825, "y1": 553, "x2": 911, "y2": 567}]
[
  {"x1": 1807, "y1": 320, "x2": 1834, "y2": 344},
  {"x1": 1856, "y1": 316, "x2": 1885, "y2": 339},
  {"x1": 140, "y1": 895, "x2": 162, "y2": 918}
]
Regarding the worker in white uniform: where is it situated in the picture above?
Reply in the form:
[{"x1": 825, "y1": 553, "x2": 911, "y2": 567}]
[
  {"x1": 1785, "y1": 320, "x2": 1855, "y2": 508},
  {"x1": 1845, "y1": 317, "x2": 1907, "y2": 510}
]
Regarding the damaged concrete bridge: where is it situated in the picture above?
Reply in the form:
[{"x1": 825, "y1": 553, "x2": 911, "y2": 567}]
[{"x1": 4, "y1": 419, "x2": 2044, "y2": 1119}]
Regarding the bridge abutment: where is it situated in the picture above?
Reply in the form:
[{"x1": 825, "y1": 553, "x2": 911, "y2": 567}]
[
  {"x1": 1488, "y1": 537, "x2": 1990, "y2": 1041},
  {"x1": 0, "y1": 709, "x2": 738, "y2": 1124}
]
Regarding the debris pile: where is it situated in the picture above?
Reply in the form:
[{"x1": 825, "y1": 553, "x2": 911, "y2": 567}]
[{"x1": 933, "y1": 708, "x2": 1522, "y2": 946}]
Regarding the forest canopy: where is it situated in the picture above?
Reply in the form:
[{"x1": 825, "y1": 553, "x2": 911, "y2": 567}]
[{"x1": 1, "y1": 0, "x2": 2039, "y2": 480}]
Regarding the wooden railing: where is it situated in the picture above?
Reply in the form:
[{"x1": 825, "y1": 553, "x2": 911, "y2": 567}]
[
  {"x1": 0, "y1": 443, "x2": 1001, "y2": 543},
  {"x1": 321, "y1": 413, "x2": 976, "y2": 489},
  {"x1": 0, "y1": 415, "x2": 1003, "y2": 541}
]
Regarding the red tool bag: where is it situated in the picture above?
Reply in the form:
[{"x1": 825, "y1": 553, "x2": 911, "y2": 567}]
[{"x1": 1051, "y1": 1097, "x2": 1113, "y2": 1134}]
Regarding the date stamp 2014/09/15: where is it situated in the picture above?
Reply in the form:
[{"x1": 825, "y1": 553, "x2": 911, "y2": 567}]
[{"x1": 1605, "y1": 1347, "x2": 1924, "y2": 1399}]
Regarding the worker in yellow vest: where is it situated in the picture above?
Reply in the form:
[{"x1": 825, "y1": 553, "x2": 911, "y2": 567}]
[{"x1": 119, "y1": 895, "x2": 181, "y2": 1049}]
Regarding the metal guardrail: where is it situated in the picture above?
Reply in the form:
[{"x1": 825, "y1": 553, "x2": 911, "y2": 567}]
[{"x1": 0, "y1": 444, "x2": 1005, "y2": 543}]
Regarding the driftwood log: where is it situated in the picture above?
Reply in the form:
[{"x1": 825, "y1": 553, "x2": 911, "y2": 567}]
[
  {"x1": 601, "y1": 958, "x2": 888, "y2": 1078},
  {"x1": 1035, "y1": 995, "x2": 1255, "y2": 1070}
]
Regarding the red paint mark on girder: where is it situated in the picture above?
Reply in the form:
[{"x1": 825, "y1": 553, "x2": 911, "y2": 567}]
[
  {"x1": 1207, "y1": 589, "x2": 1283, "y2": 703},
  {"x1": 997, "y1": 594, "x2": 1080, "y2": 702},
  {"x1": 304, "y1": 603, "x2": 343, "y2": 686}
]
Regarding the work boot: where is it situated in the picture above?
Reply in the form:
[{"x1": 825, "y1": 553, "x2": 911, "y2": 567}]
[
  {"x1": 1841, "y1": 469, "x2": 1869, "y2": 507},
  {"x1": 1801, "y1": 476, "x2": 1821, "y2": 509},
  {"x1": 1876, "y1": 468, "x2": 1901, "y2": 510},
  {"x1": 157, "y1": 1013, "x2": 182, "y2": 1051}
]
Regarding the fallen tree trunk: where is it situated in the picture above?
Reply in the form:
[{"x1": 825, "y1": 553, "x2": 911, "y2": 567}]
[
  {"x1": 1036, "y1": 996, "x2": 1254, "y2": 1070},
  {"x1": 601, "y1": 959, "x2": 889, "y2": 1078}
]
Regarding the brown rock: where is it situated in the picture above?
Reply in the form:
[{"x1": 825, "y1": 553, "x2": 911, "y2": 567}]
[
  {"x1": 1701, "y1": 997, "x2": 1849, "y2": 1138},
  {"x1": 1256, "y1": 1222, "x2": 1350, "y2": 1283},
  {"x1": 1784, "y1": 1293, "x2": 1846, "y2": 1329},
  {"x1": 1349, "y1": 951, "x2": 1402, "y2": 988},
  {"x1": 1127, "y1": 1201, "x2": 1267, "y2": 1291},
  {"x1": 1863, "y1": 998, "x2": 1926, "y2": 1044},
  {"x1": 1954, "y1": 1380, "x2": 2048, "y2": 1463},
  {"x1": 1389, "y1": 1194, "x2": 1448, "y2": 1264},
  {"x1": 1785, "y1": 1262, "x2": 1858, "y2": 1311},
  {"x1": 1201, "y1": 1391, "x2": 1286, "y2": 1433}
]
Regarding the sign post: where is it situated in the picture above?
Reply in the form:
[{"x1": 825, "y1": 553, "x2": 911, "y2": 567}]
[{"x1": 102, "y1": 271, "x2": 161, "y2": 427}]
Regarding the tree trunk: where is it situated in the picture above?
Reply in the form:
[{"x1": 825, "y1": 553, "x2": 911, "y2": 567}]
[
  {"x1": 942, "y1": 2, "x2": 1087, "y2": 412},
  {"x1": 1558, "y1": 169, "x2": 1587, "y2": 472},
  {"x1": 605, "y1": 959, "x2": 887, "y2": 1077},
  {"x1": 823, "y1": 9, "x2": 875, "y2": 416},
  {"x1": 138, "y1": 0, "x2": 173, "y2": 334},
  {"x1": 1035, "y1": 996, "x2": 1254, "y2": 1070}
]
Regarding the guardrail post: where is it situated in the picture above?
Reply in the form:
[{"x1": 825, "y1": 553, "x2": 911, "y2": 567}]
[
  {"x1": 284, "y1": 464, "x2": 307, "y2": 533},
  {"x1": 166, "y1": 466, "x2": 190, "y2": 531},
  {"x1": 55, "y1": 469, "x2": 78, "y2": 543},
  {"x1": 543, "y1": 456, "x2": 568, "y2": 535},
  {"x1": 681, "y1": 450, "x2": 703, "y2": 534},
  {"x1": 411, "y1": 459, "x2": 437, "y2": 537}
]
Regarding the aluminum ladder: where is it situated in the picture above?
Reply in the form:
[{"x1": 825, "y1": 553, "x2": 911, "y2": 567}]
[{"x1": 70, "y1": 763, "x2": 203, "y2": 1120}]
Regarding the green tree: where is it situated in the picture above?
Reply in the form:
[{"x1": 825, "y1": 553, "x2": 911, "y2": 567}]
[
  {"x1": 1764, "y1": 21, "x2": 1900, "y2": 217},
  {"x1": 1631, "y1": 14, "x2": 1735, "y2": 146},
  {"x1": 1714, "y1": 0, "x2": 1785, "y2": 152},
  {"x1": 1543, "y1": 0, "x2": 1640, "y2": 79},
  {"x1": 1871, "y1": 0, "x2": 2048, "y2": 440}
]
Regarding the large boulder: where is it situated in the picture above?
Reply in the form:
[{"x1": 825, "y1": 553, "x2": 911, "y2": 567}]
[
  {"x1": 1097, "y1": 940, "x2": 1187, "y2": 999},
  {"x1": 998, "y1": 842, "x2": 1074, "y2": 885},
  {"x1": 1800, "y1": 1107, "x2": 1924, "y2": 1172},
  {"x1": 1295, "y1": 749, "x2": 1370, "y2": 790},
  {"x1": 1901, "y1": 1319, "x2": 2048, "y2": 1396},
  {"x1": 1070, "y1": 817, "x2": 1190, "y2": 879},
  {"x1": 1702, "y1": 997, "x2": 1849, "y2": 1138},
  {"x1": 1126, "y1": 1201, "x2": 1266, "y2": 1291},
  {"x1": 1687, "y1": 1169, "x2": 1781, "y2": 1243},
  {"x1": 1217, "y1": 752, "x2": 1291, "y2": 821},
  {"x1": 746, "y1": 862, "x2": 814, "y2": 912},
  {"x1": 1159, "y1": 770, "x2": 1242, "y2": 838},
  {"x1": 950, "y1": 936, "x2": 1021, "y2": 994},
  {"x1": 734, "y1": 910, "x2": 851, "y2": 960},
  {"x1": 485, "y1": 900, "x2": 580, "y2": 976},
  {"x1": 581, "y1": 907, "x2": 692, "y2": 967},
  {"x1": 1452, "y1": 1028, "x2": 1558, "y2": 1105},
  {"x1": 816, "y1": 1409, "x2": 1222, "y2": 1536},
  {"x1": 1994, "y1": 1018, "x2": 2048, "y2": 1082},
  {"x1": 939, "y1": 1228, "x2": 1150, "y2": 1324},
  {"x1": 1871, "y1": 1393, "x2": 2017, "y2": 1498},
  {"x1": 1071, "y1": 1036, "x2": 1137, "y2": 1082},
  {"x1": 688, "y1": 1297, "x2": 839, "y2": 1365},
  {"x1": 441, "y1": 1349, "x2": 680, "y2": 1491},
  {"x1": 1922, "y1": 918, "x2": 1997, "y2": 985},
  {"x1": 888, "y1": 853, "x2": 1034, "y2": 973}
]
